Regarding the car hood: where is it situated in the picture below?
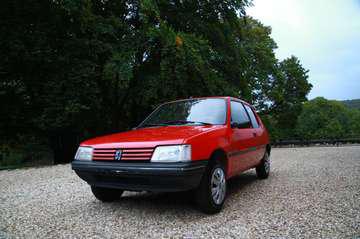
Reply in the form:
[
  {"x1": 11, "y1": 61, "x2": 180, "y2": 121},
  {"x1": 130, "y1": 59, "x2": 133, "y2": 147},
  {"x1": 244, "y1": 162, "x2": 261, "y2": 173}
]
[{"x1": 81, "y1": 125, "x2": 223, "y2": 148}]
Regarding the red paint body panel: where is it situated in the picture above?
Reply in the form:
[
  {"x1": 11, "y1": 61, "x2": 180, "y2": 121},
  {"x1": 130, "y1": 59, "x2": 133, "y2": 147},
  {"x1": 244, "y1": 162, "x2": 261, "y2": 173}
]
[{"x1": 79, "y1": 96, "x2": 270, "y2": 179}]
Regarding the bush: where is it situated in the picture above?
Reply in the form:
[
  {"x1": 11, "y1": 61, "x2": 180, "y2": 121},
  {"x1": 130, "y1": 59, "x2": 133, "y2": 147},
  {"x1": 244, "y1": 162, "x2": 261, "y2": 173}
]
[
  {"x1": 0, "y1": 145, "x2": 24, "y2": 167},
  {"x1": 0, "y1": 140, "x2": 53, "y2": 168}
]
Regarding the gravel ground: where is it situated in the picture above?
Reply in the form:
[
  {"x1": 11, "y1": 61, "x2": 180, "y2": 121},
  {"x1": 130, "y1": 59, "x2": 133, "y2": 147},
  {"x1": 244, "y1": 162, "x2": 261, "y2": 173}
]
[{"x1": 1, "y1": 146, "x2": 359, "y2": 239}]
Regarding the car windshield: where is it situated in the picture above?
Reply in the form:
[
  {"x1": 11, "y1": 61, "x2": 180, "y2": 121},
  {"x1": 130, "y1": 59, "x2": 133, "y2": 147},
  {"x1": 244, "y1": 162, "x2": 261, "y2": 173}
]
[{"x1": 138, "y1": 98, "x2": 227, "y2": 128}]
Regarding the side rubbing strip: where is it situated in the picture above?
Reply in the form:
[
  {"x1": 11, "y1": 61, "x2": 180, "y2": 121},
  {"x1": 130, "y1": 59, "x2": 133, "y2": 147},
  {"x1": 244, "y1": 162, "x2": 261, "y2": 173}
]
[
  {"x1": 228, "y1": 147, "x2": 254, "y2": 157},
  {"x1": 227, "y1": 145, "x2": 266, "y2": 158}
]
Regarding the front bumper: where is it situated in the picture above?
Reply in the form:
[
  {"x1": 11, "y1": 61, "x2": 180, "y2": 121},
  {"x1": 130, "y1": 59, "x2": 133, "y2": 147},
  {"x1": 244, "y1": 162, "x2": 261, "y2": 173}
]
[{"x1": 72, "y1": 160, "x2": 208, "y2": 192}]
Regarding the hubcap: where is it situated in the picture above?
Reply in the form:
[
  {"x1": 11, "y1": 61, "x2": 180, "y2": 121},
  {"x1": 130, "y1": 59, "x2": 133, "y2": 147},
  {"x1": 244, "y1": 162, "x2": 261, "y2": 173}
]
[
  {"x1": 211, "y1": 167, "x2": 226, "y2": 205},
  {"x1": 264, "y1": 154, "x2": 270, "y2": 173}
]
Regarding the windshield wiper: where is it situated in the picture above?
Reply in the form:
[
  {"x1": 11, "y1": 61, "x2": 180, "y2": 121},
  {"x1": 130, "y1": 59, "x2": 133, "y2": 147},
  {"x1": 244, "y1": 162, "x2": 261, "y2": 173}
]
[
  {"x1": 136, "y1": 123, "x2": 168, "y2": 129},
  {"x1": 162, "y1": 120, "x2": 212, "y2": 126},
  {"x1": 137, "y1": 120, "x2": 212, "y2": 129}
]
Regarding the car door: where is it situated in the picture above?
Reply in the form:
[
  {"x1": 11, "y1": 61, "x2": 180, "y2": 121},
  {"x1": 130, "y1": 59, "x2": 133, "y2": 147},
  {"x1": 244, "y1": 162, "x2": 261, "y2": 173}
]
[
  {"x1": 243, "y1": 104, "x2": 266, "y2": 165},
  {"x1": 228, "y1": 101, "x2": 258, "y2": 175}
]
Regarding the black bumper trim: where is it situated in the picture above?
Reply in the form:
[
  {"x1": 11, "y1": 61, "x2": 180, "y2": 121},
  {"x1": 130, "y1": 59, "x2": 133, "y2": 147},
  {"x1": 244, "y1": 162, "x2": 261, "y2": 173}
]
[{"x1": 72, "y1": 160, "x2": 208, "y2": 192}]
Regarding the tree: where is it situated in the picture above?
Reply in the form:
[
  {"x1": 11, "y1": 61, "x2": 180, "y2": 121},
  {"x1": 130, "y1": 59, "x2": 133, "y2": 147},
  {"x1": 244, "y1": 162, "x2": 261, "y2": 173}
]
[
  {"x1": 269, "y1": 56, "x2": 312, "y2": 128},
  {"x1": 0, "y1": 0, "x2": 312, "y2": 164},
  {"x1": 295, "y1": 97, "x2": 360, "y2": 140},
  {"x1": 260, "y1": 56, "x2": 312, "y2": 140}
]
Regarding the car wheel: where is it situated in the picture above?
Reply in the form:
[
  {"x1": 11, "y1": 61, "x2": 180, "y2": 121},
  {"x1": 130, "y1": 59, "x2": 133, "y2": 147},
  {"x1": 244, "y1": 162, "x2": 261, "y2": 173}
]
[
  {"x1": 256, "y1": 151, "x2": 270, "y2": 179},
  {"x1": 195, "y1": 161, "x2": 227, "y2": 214},
  {"x1": 91, "y1": 186, "x2": 123, "y2": 202}
]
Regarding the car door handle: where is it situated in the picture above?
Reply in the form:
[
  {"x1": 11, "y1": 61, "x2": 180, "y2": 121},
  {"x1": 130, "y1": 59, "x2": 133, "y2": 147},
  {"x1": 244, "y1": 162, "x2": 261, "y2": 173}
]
[{"x1": 253, "y1": 132, "x2": 257, "y2": 137}]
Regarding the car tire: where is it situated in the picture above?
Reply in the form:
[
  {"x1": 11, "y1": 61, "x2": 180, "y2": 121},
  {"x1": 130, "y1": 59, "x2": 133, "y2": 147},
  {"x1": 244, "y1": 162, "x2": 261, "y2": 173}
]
[
  {"x1": 195, "y1": 161, "x2": 227, "y2": 214},
  {"x1": 256, "y1": 151, "x2": 270, "y2": 179},
  {"x1": 91, "y1": 186, "x2": 123, "y2": 202}
]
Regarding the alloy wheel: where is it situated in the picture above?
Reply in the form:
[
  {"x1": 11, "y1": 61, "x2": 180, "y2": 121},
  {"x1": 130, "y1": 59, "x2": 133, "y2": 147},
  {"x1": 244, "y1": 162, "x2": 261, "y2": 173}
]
[
  {"x1": 211, "y1": 167, "x2": 226, "y2": 205},
  {"x1": 264, "y1": 154, "x2": 270, "y2": 174}
]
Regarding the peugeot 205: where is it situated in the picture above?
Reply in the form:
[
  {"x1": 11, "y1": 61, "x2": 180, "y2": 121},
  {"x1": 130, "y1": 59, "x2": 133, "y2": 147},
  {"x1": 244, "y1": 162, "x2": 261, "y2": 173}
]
[{"x1": 72, "y1": 97, "x2": 271, "y2": 214}]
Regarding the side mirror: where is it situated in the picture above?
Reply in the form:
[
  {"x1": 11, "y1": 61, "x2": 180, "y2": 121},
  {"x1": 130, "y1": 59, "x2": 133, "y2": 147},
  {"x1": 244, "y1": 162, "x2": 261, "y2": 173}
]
[
  {"x1": 231, "y1": 122, "x2": 239, "y2": 128},
  {"x1": 231, "y1": 121, "x2": 251, "y2": 129}
]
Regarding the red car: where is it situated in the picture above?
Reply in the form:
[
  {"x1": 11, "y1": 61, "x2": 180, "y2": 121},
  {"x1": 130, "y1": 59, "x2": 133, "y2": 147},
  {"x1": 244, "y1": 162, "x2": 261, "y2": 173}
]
[{"x1": 72, "y1": 97, "x2": 271, "y2": 214}]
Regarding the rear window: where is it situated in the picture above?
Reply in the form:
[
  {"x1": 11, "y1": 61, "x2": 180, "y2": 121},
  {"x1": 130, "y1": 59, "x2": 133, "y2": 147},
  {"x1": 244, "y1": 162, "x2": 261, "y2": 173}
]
[{"x1": 244, "y1": 104, "x2": 259, "y2": 128}]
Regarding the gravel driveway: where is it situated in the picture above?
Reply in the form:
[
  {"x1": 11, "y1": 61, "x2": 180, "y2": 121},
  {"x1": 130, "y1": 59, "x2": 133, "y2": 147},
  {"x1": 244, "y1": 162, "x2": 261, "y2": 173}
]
[{"x1": 1, "y1": 146, "x2": 359, "y2": 238}]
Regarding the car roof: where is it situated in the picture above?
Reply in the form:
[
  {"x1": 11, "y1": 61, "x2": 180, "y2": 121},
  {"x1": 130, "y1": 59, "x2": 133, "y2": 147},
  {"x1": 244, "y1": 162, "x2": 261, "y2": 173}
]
[{"x1": 164, "y1": 96, "x2": 251, "y2": 106}]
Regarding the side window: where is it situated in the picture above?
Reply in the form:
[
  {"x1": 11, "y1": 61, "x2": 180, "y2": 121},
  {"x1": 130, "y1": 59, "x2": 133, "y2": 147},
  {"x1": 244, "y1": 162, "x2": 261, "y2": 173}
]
[
  {"x1": 230, "y1": 101, "x2": 251, "y2": 127},
  {"x1": 244, "y1": 104, "x2": 259, "y2": 128}
]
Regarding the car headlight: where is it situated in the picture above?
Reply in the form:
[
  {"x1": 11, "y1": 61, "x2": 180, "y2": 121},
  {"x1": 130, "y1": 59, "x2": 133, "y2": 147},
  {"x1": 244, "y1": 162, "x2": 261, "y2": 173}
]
[
  {"x1": 151, "y1": 145, "x2": 191, "y2": 163},
  {"x1": 74, "y1": 146, "x2": 93, "y2": 161}
]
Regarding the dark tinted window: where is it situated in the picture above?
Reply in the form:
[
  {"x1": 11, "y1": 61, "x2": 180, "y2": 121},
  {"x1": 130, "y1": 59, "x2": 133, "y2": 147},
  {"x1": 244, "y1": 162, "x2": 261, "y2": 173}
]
[
  {"x1": 140, "y1": 98, "x2": 227, "y2": 127},
  {"x1": 244, "y1": 104, "x2": 259, "y2": 128},
  {"x1": 230, "y1": 101, "x2": 250, "y2": 126}
]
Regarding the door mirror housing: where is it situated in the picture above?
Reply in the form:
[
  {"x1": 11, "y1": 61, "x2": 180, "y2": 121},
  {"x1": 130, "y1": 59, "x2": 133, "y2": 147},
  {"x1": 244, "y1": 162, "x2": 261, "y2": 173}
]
[{"x1": 231, "y1": 121, "x2": 251, "y2": 129}]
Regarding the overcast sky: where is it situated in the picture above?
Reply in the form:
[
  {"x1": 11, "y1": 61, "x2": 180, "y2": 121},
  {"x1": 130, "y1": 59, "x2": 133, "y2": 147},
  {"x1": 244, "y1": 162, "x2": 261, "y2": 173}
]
[{"x1": 247, "y1": 0, "x2": 360, "y2": 100}]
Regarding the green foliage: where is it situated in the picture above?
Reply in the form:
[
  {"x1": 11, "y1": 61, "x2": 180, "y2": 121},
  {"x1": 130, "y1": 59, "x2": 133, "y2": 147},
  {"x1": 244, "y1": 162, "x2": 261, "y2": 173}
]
[
  {"x1": 341, "y1": 99, "x2": 360, "y2": 110},
  {"x1": 260, "y1": 56, "x2": 312, "y2": 141},
  {"x1": 295, "y1": 97, "x2": 360, "y2": 140},
  {"x1": 0, "y1": 139, "x2": 52, "y2": 168},
  {"x1": 269, "y1": 56, "x2": 312, "y2": 128},
  {"x1": 0, "y1": 0, "x2": 315, "y2": 163},
  {"x1": 0, "y1": 146, "x2": 24, "y2": 168}
]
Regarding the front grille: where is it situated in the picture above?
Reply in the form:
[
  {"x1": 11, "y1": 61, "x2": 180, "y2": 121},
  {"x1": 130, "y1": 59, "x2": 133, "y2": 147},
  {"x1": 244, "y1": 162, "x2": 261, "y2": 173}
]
[{"x1": 92, "y1": 148, "x2": 154, "y2": 161}]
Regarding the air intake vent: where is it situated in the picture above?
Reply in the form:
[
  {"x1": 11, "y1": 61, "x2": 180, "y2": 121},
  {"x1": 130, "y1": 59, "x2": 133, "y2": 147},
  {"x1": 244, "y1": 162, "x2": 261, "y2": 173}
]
[{"x1": 92, "y1": 148, "x2": 154, "y2": 161}]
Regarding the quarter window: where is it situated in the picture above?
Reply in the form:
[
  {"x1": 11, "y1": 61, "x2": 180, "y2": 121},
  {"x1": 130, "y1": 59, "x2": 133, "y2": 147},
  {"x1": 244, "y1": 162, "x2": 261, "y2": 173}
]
[
  {"x1": 230, "y1": 101, "x2": 250, "y2": 126},
  {"x1": 244, "y1": 104, "x2": 259, "y2": 128}
]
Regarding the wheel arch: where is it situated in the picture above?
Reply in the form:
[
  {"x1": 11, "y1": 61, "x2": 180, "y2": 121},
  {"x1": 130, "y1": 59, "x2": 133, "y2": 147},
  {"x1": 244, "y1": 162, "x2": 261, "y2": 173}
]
[
  {"x1": 208, "y1": 148, "x2": 229, "y2": 176},
  {"x1": 266, "y1": 144, "x2": 271, "y2": 156}
]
